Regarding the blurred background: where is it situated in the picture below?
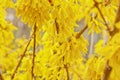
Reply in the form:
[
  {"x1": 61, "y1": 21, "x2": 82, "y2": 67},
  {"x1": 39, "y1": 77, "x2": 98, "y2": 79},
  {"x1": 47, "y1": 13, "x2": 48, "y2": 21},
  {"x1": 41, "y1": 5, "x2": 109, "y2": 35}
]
[{"x1": 6, "y1": 8, "x2": 30, "y2": 38}]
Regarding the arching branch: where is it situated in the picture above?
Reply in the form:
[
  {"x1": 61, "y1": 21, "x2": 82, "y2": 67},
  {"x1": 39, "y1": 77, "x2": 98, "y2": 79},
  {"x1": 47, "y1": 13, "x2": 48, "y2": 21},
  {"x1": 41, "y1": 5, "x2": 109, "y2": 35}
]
[
  {"x1": 11, "y1": 32, "x2": 33, "y2": 80},
  {"x1": 102, "y1": 60, "x2": 112, "y2": 80}
]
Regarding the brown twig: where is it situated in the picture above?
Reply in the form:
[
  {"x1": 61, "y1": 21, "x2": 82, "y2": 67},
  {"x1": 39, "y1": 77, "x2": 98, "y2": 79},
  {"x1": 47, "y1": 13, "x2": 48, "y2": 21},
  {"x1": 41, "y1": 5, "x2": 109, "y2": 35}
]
[
  {"x1": 102, "y1": 60, "x2": 112, "y2": 80},
  {"x1": 93, "y1": 0, "x2": 111, "y2": 34},
  {"x1": 107, "y1": 0, "x2": 120, "y2": 37},
  {"x1": 11, "y1": 32, "x2": 33, "y2": 80},
  {"x1": 76, "y1": 25, "x2": 88, "y2": 39},
  {"x1": 75, "y1": 5, "x2": 97, "y2": 39},
  {"x1": 31, "y1": 23, "x2": 37, "y2": 79},
  {"x1": 64, "y1": 64, "x2": 70, "y2": 80},
  {"x1": 55, "y1": 18, "x2": 59, "y2": 34},
  {"x1": 0, "y1": 73, "x2": 4, "y2": 80}
]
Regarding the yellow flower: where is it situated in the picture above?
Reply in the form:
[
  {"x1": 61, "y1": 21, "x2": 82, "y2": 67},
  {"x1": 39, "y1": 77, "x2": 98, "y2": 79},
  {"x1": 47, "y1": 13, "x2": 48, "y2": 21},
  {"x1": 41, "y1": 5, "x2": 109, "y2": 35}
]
[{"x1": 16, "y1": 0, "x2": 51, "y2": 27}]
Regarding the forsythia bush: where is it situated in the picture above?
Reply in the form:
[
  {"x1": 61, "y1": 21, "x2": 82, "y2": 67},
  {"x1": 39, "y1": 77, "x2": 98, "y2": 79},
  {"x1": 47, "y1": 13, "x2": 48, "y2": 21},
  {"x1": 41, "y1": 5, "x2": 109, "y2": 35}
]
[{"x1": 0, "y1": 0, "x2": 120, "y2": 80}]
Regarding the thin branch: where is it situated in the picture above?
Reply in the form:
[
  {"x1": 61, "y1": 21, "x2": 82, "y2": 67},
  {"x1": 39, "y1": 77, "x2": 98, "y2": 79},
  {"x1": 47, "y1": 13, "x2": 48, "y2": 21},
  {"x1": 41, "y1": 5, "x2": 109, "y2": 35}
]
[
  {"x1": 102, "y1": 60, "x2": 112, "y2": 80},
  {"x1": 76, "y1": 25, "x2": 88, "y2": 39},
  {"x1": 107, "y1": 0, "x2": 120, "y2": 37},
  {"x1": 31, "y1": 23, "x2": 37, "y2": 79},
  {"x1": 11, "y1": 33, "x2": 33, "y2": 80},
  {"x1": 55, "y1": 18, "x2": 59, "y2": 34},
  {"x1": 75, "y1": 5, "x2": 96, "y2": 39},
  {"x1": 0, "y1": 73, "x2": 4, "y2": 80},
  {"x1": 93, "y1": 0, "x2": 111, "y2": 34},
  {"x1": 64, "y1": 64, "x2": 70, "y2": 80}
]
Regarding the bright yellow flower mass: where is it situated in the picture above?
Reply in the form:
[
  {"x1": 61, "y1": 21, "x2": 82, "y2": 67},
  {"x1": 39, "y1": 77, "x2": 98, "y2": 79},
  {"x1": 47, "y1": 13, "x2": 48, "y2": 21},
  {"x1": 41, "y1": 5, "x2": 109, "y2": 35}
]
[{"x1": 0, "y1": 0, "x2": 120, "y2": 80}]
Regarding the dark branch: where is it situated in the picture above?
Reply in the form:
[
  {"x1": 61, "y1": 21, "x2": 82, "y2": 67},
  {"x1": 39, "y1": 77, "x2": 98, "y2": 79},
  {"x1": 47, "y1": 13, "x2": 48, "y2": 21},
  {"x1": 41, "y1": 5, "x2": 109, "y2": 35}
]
[
  {"x1": 55, "y1": 18, "x2": 59, "y2": 34},
  {"x1": 108, "y1": 0, "x2": 120, "y2": 37},
  {"x1": 64, "y1": 64, "x2": 70, "y2": 80},
  {"x1": 31, "y1": 23, "x2": 37, "y2": 79},
  {"x1": 11, "y1": 33, "x2": 33, "y2": 80},
  {"x1": 93, "y1": 0, "x2": 111, "y2": 35},
  {"x1": 102, "y1": 60, "x2": 112, "y2": 80},
  {"x1": 76, "y1": 25, "x2": 88, "y2": 39},
  {"x1": 0, "y1": 73, "x2": 4, "y2": 80}
]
